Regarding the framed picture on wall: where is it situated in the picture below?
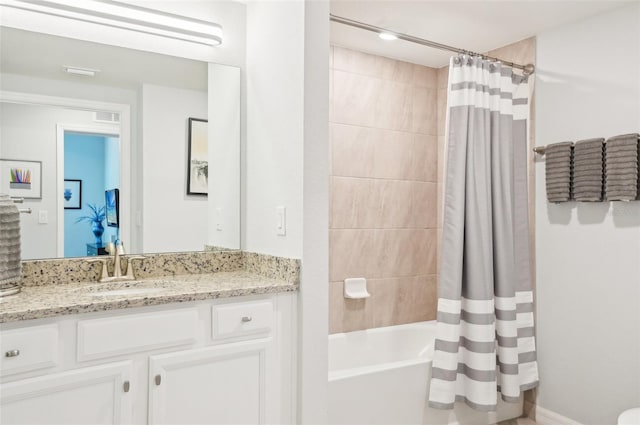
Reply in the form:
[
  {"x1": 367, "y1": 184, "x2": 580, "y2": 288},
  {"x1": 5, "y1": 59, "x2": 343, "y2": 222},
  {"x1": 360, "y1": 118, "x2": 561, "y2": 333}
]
[
  {"x1": 187, "y1": 117, "x2": 208, "y2": 196},
  {"x1": 63, "y1": 179, "x2": 82, "y2": 209},
  {"x1": 0, "y1": 159, "x2": 42, "y2": 199}
]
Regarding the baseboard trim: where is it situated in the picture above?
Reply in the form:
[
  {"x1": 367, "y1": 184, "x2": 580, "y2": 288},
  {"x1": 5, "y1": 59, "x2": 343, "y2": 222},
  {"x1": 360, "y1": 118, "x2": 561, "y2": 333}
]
[{"x1": 536, "y1": 406, "x2": 584, "y2": 425}]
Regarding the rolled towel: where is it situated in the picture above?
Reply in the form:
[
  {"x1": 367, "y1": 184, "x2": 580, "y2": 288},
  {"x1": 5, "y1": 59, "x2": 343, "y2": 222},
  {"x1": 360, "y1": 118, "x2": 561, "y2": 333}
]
[
  {"x1": 605, "y1": 134, "x2": 639, "y2": 201},
  {"x1": 0, "y1": 194, "x2": 22, "y2": 295},
  {"x1": 545, "y1": 141, "x2": 573, "y2": 203},
  {"x1": 573, "y1": 138, "x2": 604, "y2": 202}
]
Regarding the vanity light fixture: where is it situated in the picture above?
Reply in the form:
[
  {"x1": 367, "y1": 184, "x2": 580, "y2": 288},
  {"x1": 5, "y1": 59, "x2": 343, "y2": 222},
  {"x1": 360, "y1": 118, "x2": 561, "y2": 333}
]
[
  {"x1": 378, "y1": 32, "x2": 398, "y2": 41},
  {"x1": 1, "y1": 0, "x2": 223, "y2": 46},
  {"x1": 64, "y1": 66, "x2": 100, "y2": 77}
]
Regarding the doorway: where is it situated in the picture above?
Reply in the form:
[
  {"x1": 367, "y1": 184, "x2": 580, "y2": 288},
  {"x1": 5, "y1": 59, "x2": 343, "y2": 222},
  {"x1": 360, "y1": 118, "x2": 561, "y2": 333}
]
[{"x1": 63, "y1": 130, "x2": 120, "y2": 257}]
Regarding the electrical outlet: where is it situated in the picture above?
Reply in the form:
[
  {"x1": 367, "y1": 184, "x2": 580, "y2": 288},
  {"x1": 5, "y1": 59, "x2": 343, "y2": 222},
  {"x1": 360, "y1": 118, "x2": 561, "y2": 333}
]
[
  {"x1": 216, "y1": 208, "x2": 222, "y2": 231},
  {"x1": 276, "y1": 206, "x2": 286, "y2": 236}
]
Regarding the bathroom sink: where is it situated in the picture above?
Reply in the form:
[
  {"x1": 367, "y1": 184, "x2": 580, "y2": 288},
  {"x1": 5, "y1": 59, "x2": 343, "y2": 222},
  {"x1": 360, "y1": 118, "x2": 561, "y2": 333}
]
[{"x1": 77, "y1": 281, "x2": 172, "y2": 298}]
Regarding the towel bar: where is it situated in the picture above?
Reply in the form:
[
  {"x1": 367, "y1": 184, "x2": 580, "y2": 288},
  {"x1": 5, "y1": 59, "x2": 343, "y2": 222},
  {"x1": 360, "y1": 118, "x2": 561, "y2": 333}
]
[{"x1": 18, "y1": 208, "x2": 31, "y2": 214}]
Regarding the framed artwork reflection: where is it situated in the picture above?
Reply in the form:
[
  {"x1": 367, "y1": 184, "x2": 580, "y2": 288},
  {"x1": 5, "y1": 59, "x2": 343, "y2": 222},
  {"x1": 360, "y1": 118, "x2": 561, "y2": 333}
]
[
  {"x1": 0, "y1": 159, "x2": 42, "y2": 199},
  {"x1": 187, "y1": 117, "x2": 208, "y2": 196},
  {"x1": 63, "y1": 179, "x2": 82, "y2": 209}
]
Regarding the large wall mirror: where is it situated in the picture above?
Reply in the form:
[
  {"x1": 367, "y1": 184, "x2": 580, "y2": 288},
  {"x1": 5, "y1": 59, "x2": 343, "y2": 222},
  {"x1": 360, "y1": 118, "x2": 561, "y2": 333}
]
[{"x1": 0, "y1": 26, "x2": 241, "y2": 260}]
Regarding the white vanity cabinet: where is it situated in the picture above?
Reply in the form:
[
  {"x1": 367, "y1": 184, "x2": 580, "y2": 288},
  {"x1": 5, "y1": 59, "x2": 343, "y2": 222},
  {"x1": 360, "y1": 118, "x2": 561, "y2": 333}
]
[
  {"x1": 1, "y1": 362, "x2": 133, "y2": 425},
  {"x1": 148, "y1": 340, "x2": 269, "y2": 425},
  {"x1": 0, "y1": 293, "x2": 295, "y2": 425}
]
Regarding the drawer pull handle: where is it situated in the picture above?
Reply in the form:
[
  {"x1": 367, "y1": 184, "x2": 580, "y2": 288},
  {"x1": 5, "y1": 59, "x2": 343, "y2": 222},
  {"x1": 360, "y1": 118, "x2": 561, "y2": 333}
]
[
  {"x1": 123, "y1": 381, "x2": 130, "y2": 393},
  {"x1": 5, "y1": 349, "x2": 20, "y2": 357},
  {"x1": 155, "y1": 374, "x2": 162, "y2": 386},
  {"x1": 241, "y1": 316, "x2": 252, "y2": 323}
]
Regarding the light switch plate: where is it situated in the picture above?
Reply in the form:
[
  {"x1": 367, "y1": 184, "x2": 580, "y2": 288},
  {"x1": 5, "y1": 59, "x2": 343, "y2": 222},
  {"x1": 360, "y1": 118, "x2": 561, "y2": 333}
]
[{"x1": 38, "y1": 210, "x2": 48, "y2": 224}]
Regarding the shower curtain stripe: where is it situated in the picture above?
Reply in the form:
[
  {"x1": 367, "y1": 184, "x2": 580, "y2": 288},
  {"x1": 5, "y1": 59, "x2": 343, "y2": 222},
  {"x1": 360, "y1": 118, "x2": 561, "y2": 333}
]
[{"x1": 428, "y1": 56, "x2": 539, "y2": 412}]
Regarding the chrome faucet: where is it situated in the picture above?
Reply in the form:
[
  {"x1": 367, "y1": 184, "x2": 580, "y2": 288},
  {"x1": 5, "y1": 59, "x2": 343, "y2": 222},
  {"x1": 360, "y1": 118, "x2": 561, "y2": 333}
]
[{"x1": 88, "y1": 241, "x2": 145, "y2": 282}]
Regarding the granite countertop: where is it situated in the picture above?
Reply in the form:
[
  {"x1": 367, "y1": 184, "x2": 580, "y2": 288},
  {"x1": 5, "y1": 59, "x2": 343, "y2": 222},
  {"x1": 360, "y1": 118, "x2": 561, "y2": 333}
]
[{"x1": 0, "y1": 271, "x2": 298, "y2": 323}]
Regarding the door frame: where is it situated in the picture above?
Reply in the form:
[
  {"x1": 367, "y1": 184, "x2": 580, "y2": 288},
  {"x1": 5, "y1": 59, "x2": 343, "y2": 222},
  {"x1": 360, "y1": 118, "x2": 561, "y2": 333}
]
[{"x1": 57, "y1": 123, "x2": 121, "y2": 257}]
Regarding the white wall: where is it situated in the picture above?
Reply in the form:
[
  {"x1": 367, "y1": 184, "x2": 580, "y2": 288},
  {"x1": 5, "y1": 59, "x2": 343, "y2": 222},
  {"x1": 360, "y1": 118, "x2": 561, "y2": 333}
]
[
  {"x1": 245, "y1": 1, "x2": 304, "y2": 258},
  {"x1": 0, "y1": 102, "x2": 116, "y2": 259},
  {"x1": 141, "y1": 84, "x2": 208, "y2": 253},
  {"x1": 535, "y1": 4, "x2": 640, "y2": 424},
  {"x1": 245, "y1": 2, "x2": 329, "y2": 422}
]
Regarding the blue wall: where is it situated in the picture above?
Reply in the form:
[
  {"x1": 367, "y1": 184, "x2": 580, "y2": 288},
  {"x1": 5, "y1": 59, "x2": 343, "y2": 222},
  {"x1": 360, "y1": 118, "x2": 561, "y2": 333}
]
[{"x1": 64, "y1": 133, "x2": 118, "y2": 257}]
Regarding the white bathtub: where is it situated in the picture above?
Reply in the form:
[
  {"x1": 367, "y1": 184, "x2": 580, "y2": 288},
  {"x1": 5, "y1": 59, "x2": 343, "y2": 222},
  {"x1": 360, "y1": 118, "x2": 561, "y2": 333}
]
[{"x1": 328, "y1": 321, "x2": 522, "y2": 425}]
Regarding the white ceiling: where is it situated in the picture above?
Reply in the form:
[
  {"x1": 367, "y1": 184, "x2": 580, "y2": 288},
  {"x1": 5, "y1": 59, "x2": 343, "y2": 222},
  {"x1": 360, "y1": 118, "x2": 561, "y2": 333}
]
[
  {"x1": 0, "y1": 27, "x2": 207, "y2": 91},
  {"x1": 1, "y1": 2, "x2": 632, "y2": 87},
  {"x1": 330, "y1": 1, "x2": 633, "y2": 67}
]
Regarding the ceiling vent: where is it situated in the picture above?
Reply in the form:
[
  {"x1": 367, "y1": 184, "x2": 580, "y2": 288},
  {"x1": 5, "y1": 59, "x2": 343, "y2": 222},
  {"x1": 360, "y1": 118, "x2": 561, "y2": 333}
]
[{"x1": 94, "y1": 111, "x2": 120, "y2": 124}]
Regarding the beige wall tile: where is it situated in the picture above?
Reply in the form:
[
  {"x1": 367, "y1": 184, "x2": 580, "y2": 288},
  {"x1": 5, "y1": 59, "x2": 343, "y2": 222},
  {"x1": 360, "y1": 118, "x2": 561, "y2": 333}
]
[
  {"x1": 329, "y1": 46, "x2": 444, "y2": 334},
  {"x1": 331, "y1": 124, "x2": 415, "y2": 180},
  {"x1": 436, "y1": 228, "x2": 443, "y2": 275},
  {"x1": 332, "y1": 70, "x2": 378, "y2": 127},
  {"x1": 413, "y1": 64, "x2": 437, "y2": 89},
  {"x1": 329, "y1": 280, "x2": 344, "y2": 333},
  {"x1": 411, "y1": 134, "x2": 437, "y2": 183},
  {"x1": 437, "y1": 136, "x2": 446, "y2": 184},
  {"x1": 329, "y1": 280, "x2": 371, "y2": 333},
  {"x1": 487, "y1": 37, "x2": 535, "y2": 68},
  {"x1": 413, "y1": 229, "x2": 437, "y2": 276},
  {"x1": 330, "y1": 229, "x2": 436, "y2": 281},
  {"x1": 411, "y1": 87, "x2": 437, "y2": 135},
  {"x1": 437, "y1": 66, "x2": 449, "y2": 89},
  {"x1": 333, "y1": 70, "x2": 413, "y2": 131},
  {"x1": 372, "y1": 130, "x2": 415, "y2": 180},
  {"x1": 409, "y1": 275, "x2": 438, "y2": 323},
  {"x1": 411, "y1": 181, "x2": 437, "y2": 229},
  {"x1": 330, "y1": 177, "x2": 413, "y2": 229},
  {"x1": 331, "y1": 276, "x2": 439, "y2": 333},
  {"x1": 334, "y1": 46, "x2": 415, "y2": 84},
  {"x1": 330, "y1": 229, "x2": 373, "y2": 282},
  {"x1": 333, "y1": 47, "x2": 377, "y2": 76},
  {"x1": 437, "y1": 88, "x2": 447, "y2": 137},
  {"x1": 331, "y1": 123, "x2": 376, "y2": 178},
  {"x1": 436, "y1": 182, "x2": 443, "y2": 229},
  {"x1": 375, "y1": 79, "x2": 413, "y2": 131},
  {"x1": 378, "y1": 55, "x2": 414, "y2": 84},
  {"x1": 369, "y1": 278, "x2": 402, "y2": 328}
]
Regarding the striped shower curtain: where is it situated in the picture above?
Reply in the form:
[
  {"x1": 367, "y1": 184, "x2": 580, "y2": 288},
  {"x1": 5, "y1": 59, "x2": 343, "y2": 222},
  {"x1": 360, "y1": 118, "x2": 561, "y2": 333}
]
[{"x1": 428, "y1": 56, "x2": 539, "y2": 411}]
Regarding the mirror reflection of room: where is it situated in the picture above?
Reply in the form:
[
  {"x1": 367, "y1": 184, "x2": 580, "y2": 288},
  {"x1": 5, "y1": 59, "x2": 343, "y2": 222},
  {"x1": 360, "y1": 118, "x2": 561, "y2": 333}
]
[{"x1": 0, "y1": 26, "x2": 242, "y2": 259}]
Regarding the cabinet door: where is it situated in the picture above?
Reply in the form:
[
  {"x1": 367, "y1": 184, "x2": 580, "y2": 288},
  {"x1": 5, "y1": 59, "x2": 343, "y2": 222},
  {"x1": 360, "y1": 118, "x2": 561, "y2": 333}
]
[
  {"x1": 0, "y1": 361, "x2": 132, "y2": 425},
  {"x1": 148, "y1": 340, "x2": 270, "y2": 425}
]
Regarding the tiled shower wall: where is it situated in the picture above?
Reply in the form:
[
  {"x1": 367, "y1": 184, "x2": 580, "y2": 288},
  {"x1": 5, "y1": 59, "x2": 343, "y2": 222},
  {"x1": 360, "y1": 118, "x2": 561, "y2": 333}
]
[{"x1": 329, "y1": 46, "x2": 439, "y2": 333}]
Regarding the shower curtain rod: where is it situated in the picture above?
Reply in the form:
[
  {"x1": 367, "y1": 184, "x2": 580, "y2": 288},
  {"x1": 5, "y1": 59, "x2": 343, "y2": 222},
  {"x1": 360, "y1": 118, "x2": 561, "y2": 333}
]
[{"x1": 330, "y1": 14, "x2": 535, "y2": 76}]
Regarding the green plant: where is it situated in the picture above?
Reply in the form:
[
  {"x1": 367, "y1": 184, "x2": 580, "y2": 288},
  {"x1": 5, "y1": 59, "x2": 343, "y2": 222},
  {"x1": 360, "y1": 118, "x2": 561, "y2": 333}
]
[{"x1": 75, "y1": 204, "x2": 106, "y2": 224}]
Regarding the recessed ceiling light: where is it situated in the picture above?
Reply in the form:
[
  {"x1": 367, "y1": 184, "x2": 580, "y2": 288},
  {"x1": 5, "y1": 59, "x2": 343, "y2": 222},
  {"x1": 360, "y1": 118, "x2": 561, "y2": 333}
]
[
  {"x1": 63, "y1": 66, "x2": 100, "y2": 77},
  {"x1": 379, "y1": 32, "x2": 398, "y2": 41}
]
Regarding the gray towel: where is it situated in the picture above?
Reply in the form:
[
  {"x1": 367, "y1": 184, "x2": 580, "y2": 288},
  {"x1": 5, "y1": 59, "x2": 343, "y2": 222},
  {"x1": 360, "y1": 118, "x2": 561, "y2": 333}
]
[
  {"x1": 0, "y1": 194, "x2": 22, "y2": 293},
  {"x1": 545, "y1": 141, "x2": 573, "y2": 203},
  {"x1": 605, "y1": 134, "x2": 639, "y2": 201},
  {"x1": 573, "y1": 138, "x2": 604, "y2": 201}
]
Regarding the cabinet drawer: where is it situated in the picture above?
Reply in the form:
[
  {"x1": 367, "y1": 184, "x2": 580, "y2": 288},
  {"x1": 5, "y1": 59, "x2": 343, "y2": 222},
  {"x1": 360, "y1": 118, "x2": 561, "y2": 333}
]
[
  {"x1": 212, "y1": 300, "x2": 273, "y2": 339},
  {"x1": 77, "y1": 308, "x2": 199, "y2": 361},
  {"x1": 0, "y1": 324, "x2": 59, "y2": 376}
]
